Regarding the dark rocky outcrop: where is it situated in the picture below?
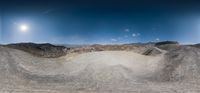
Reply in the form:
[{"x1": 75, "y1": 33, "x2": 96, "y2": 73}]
[
  {"x1": 155, "y1": 41, "x2": 179, "y2": 46},
  {"x1": 155, "y1": 41, "x2": 180, "y2": 51},
  {"x1": 142, "y1": 47, "x2": 163, "y2": 56},
  {"x1": 190, "y1": 43, "x2": 200, "y2": 49}
]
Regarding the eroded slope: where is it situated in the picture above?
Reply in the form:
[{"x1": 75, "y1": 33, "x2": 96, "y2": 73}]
[{"x1": 1, "y1": 45, "x2": 200, "y2": 93}]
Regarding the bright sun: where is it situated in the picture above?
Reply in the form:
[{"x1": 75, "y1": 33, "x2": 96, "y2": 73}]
[{"x1": 20, "y1": 25, "x2": 29, "y2": 32}]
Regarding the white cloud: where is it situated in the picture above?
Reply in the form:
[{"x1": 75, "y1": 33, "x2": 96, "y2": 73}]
[
  {"x1": 111, "y1": 38, "x2": 117, "y2": 42},
  {"x1": 124, "y1": 29, "x2": 130, "y2": 32},
  {"x1": 132, "y1": 33, "x2": 140, "y2": 37},
  {"x1": 132, "y1": 33, "x2": 136, "y2": 37},
  {"x1": 156, "y1": 38, "x2": 160, "y2": 41}
]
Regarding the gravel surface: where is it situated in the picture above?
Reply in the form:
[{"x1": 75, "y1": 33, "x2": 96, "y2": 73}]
[{"x1": 0, "y1": 46, "x2": 200, "y2": 93}]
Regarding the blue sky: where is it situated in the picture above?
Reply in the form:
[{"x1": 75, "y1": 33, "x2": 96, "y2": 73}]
[{"x1": 1, "y1": 0, "x2": 200, "y2": 44}]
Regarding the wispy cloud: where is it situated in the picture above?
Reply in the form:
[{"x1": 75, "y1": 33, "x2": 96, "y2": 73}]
[
  {"x1": 155, "y1": 38, "x2": 160, "y2": 41},
  {"x1": 124, "y1": 35, "x2": 129, "y2": 38},
  {"x1": 132, "y1": 33, "x2": 140, "y2": 37},
  {"x1": 111, "y1": 38, "x2": 117, "y2": 42},
  {"x1": 42, "y1": 8, "x2": 60, "y2": 15},
  {"x1": 132, "y1": 33, "x2": 136, "y2": 37},
  {"x1": 124, "y1": 28, "x2": 130, "y2": 32}
]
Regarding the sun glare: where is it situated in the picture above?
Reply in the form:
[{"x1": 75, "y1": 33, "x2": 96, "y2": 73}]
[{"x1": 20, "y1": 25, "x2": 29, "y2": 32}]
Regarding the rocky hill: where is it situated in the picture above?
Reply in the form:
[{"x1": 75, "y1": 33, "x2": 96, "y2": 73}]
[
  {"x1": 155, "y1": 41, "x2": 180, "y2": 51},
  {"x1": 190, "y1": 43, "x2": 200, "y2": 49},
  {"x1": 4, "y1": 43, "x2": 70, "y2": 58}
]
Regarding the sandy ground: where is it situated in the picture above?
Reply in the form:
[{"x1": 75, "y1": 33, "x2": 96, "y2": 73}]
[{"x1": 0, "y1": 46, "x2": 200, "y2": 93}]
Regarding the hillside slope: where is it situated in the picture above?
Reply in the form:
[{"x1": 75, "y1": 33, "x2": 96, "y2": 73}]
[{"x1": 0, "y1": 46, "x2": 200, "y2": 93}]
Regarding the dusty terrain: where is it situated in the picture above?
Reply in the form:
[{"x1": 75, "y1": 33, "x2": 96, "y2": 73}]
[{"x1": 1, "y1": 42, "x2": 200, "y2": 93}]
